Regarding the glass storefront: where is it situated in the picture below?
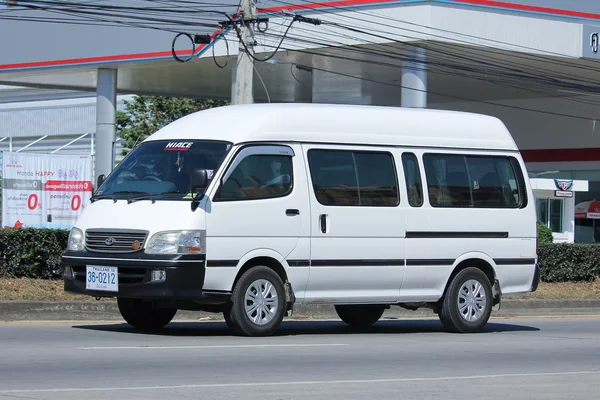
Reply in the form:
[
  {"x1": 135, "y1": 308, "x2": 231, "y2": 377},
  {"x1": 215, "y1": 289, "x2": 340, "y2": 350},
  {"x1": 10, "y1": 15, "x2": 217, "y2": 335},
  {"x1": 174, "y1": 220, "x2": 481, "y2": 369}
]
[
  {"x1": 529, "y1": 169, "x2": 600, "y2": 243},
  {"x1": 536, "y1": 198, "x2": 563, "y2": 233}
]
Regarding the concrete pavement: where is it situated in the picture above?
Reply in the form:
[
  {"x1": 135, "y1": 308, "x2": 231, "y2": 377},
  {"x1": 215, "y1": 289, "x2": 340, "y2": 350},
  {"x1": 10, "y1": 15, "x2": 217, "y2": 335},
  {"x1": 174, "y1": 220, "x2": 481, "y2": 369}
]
[{"x1": 0, "y1": 317, "x2": 599, "y2": 399}]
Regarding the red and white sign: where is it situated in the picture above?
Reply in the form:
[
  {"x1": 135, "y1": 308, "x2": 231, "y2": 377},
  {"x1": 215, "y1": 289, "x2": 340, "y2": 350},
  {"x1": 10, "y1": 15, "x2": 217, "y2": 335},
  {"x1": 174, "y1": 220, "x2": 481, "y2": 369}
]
[
  {"x1": 575, "y1": 200, "x2": 600, "y2": 219},
  {"x1": 1, "y1": 152, "x2": 93, "y2": 229}
]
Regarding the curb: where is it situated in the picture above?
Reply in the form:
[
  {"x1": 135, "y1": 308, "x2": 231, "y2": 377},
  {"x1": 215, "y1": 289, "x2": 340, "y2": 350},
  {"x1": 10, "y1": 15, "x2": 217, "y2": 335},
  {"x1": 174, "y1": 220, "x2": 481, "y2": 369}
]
[{"x1": 1, "y1": 299, "x2": 600, "y2": 322}]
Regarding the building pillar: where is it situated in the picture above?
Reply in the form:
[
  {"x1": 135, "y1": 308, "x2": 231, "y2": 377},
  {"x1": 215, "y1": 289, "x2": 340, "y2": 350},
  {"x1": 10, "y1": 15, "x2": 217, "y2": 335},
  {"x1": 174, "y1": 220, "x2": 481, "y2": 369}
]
[
  {"x1": 401, "y1": 46, "x2": 427, "y2": 108},
  {"x1": 95, "y1": 68, "x2": 117, "y2": 184},
  {"x1": 564, "y1": 195, "x2": 576, "y2": 243}
]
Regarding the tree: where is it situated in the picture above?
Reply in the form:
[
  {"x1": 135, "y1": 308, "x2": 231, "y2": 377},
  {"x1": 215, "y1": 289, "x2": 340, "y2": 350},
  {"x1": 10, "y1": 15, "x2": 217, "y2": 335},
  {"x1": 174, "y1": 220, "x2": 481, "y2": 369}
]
[{"x1": 116, "y1": 96, "x2": 229, "y2": 156}]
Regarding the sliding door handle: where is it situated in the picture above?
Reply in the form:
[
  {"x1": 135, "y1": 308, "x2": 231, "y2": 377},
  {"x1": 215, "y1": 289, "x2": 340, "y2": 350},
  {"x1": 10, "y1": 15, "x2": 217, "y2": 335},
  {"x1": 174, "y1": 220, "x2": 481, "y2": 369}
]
[
  {"x1": 320, "y1": 214, "x2": 327, "y2": 233},
  {"x1": 286, "y1": 209, "x2": 300, "y2": 216}
]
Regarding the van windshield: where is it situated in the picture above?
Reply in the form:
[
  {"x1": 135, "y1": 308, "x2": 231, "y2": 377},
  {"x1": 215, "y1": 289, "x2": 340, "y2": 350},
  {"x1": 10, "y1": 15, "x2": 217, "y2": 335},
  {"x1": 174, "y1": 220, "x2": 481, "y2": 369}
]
[{"x1": 95, "y1": 139, "x2": 232, "y2": 200}]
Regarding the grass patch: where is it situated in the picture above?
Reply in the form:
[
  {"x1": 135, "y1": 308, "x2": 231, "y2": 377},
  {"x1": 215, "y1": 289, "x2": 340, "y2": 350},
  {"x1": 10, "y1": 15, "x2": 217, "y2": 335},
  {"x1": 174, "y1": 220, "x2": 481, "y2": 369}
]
[
  {"x1": 0, "y1": 278, "x2": 112, "y2": 301},
  {"x1": 508, "y1": 281, "x2": 600, "y2": 300},
  {"x1": 0, "y1": 278, "x2": 599, "y2": 301}
]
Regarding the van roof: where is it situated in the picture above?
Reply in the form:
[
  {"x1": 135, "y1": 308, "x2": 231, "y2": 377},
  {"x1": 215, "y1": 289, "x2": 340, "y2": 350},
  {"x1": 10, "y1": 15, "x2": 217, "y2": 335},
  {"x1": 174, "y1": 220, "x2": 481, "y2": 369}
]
[{"x1": 145, "y1": 103, "x2": 519, "y2": 151}]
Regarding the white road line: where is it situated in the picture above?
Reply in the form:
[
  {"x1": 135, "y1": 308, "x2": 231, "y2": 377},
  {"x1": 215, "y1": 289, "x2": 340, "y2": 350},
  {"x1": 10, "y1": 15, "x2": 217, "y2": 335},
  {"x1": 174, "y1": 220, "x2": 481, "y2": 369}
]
[
  {"x1": 1, "y1": 370, "x2": 599, "y2": 394},
  {"x1": 77, "y1": 343, "x2": 349, "y2": 350}
]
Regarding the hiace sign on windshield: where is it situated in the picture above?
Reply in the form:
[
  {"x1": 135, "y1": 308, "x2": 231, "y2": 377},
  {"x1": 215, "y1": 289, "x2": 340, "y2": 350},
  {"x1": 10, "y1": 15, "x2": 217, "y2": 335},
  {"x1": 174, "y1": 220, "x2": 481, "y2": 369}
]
[{"x1": 1, "y1": 152, "x2": 93, "y2": 229}]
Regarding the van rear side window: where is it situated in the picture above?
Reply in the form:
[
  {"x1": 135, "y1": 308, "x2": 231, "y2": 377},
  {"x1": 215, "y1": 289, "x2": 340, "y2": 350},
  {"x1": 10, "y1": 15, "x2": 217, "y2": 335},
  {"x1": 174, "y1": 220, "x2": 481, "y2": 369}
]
[
  {"x1": 423, "y1": 153, "x2": 523, "y2": 208},
  {"x1": 401, "y1": 153, "x2": 424, "y2": 207},
  {"x1": 308, "y1": 149, "x2": 399, "y2": 207}
]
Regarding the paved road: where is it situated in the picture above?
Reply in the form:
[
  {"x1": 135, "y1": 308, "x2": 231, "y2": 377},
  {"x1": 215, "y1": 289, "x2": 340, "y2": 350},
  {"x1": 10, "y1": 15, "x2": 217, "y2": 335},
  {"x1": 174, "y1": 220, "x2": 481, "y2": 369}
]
[{"x1": 0, "y1": 317, "x2": 599, "y2": 399}]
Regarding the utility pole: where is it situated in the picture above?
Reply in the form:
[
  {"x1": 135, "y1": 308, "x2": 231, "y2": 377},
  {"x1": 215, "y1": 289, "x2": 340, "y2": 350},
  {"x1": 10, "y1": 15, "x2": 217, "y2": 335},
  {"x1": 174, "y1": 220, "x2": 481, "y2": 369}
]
[{"x1": 233, "y1": 0, "x2": 256, "y2": 105}]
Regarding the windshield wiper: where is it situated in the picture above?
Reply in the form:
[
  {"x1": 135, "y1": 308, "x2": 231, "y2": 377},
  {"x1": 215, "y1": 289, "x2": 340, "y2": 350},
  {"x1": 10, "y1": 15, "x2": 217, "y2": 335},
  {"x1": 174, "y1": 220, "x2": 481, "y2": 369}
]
[
  {"x1": 127, "y1": 190, "x2": 189, "y2": 204},
  {"x1": 90, "y1": 191, "x2": 147, "y2": 203}
]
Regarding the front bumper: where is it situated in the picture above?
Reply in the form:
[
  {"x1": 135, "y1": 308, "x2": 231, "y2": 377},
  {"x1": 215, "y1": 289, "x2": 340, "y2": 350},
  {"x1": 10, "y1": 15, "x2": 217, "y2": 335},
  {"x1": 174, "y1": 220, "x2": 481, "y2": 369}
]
[{"x1": 62, "y1": 251, "x2": 230, "y2": 303}]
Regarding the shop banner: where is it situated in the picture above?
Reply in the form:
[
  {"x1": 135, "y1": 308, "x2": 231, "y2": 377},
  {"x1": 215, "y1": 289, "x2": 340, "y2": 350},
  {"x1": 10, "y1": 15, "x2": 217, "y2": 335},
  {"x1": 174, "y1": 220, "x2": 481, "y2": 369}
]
[{"x1": 1, "y1": 152, "x2": 93, "y2": 229}]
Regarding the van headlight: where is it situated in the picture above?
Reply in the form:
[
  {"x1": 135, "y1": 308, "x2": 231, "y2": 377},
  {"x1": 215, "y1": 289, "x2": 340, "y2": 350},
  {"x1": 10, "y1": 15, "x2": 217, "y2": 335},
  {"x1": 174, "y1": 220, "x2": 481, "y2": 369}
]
[
  {"x1": 67, "y1": 227, "x2": 85, "y2": 251},
  {"x1": 145, "y1": 230, "x2": 206, "y2": 254}
]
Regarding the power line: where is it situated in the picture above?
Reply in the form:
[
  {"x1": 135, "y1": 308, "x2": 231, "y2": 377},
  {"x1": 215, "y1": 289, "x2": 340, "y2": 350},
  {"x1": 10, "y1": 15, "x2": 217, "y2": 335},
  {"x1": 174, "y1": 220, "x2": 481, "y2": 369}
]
[
  {"x1": 264, "y1": 0, "x2": 600, "y2": 75},
  {"x1": 7, "y1": 0, "x2": 600, "y2": 118},
  {"x1": 253, "y1": 40, "x2": 597, "y2": 121},
  {"x1": 266, "y1": 0, "x2": 600, "y2": 93},
  {"x1": 260, "y1": 21, "x2": 600, "y2": 108},
  {"x1": 8, "y1": 0, "x2": 226, "y2": 30},
  {"x1": 316, "y1": 18, "x2": 600, "y2": 90},
  {"x1": 5, "y1": 5, "x2": 223, "y2": 33}
]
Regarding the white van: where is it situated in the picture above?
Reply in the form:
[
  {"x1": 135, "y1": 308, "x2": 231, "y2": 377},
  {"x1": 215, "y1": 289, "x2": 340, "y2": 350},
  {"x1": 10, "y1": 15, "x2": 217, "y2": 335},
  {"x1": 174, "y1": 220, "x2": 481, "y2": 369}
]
[{"x1": 63, "y1": 103, "x2": 540, "y2": 336}]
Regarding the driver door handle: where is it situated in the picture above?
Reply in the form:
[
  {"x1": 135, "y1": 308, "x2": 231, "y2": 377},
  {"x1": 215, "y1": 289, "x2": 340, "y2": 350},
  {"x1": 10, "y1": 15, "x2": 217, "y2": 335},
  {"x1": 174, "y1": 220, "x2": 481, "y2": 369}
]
[{"x1": 286, "y1": 209, "x2": 300, "y2": 216}]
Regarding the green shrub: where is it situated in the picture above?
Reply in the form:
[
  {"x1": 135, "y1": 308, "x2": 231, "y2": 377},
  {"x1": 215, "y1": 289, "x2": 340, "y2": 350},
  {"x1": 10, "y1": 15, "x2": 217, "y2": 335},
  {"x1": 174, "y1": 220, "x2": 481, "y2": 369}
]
[
  {"x1": 538, "y1": 243, "x2": 600, "y2": 282},
  {"x1": 0, "y1": 227, "x2": 599, "y2": 284},
  {"x1": 537, "y1": 221, "x2": 554, "y2": 244},
  {"x1": 0, "y1": 228, "x2": 69, "y2": 279}
]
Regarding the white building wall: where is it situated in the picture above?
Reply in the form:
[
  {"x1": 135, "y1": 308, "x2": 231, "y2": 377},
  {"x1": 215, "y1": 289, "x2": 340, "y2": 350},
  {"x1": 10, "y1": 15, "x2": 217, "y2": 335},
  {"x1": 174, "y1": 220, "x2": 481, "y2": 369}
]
[{"x1": 430, "y1": 5, "x2": 583, "y2": 57}]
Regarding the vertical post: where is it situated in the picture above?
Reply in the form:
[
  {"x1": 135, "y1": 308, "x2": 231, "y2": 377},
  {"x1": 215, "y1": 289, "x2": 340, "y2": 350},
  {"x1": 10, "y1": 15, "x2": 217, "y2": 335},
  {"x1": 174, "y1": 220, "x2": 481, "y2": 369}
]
[
  {"x1": 564, "y1": 195, "x2": 575, "y2": 243},
  {"x1": 90, "y1": 131, "x2": 95, "y2": 187},
  {"x1": 9, "y1": 136, "x2": 12, "y2": 152},
  {"x1": 401, "y1": 46, "x2": 427, "y2": 108},
  {"x1": 234, "y1": 0, "x2": 256, "y2": 105},
  {"x1": 231, "y1": 60, "x2": 238, "y2": 105},
  {"x1": 95, "y1": 68, "x2": 117, "y2": 183},
  {"x1": 91, "y1": 131, "x2": 95, "y2": 157}
]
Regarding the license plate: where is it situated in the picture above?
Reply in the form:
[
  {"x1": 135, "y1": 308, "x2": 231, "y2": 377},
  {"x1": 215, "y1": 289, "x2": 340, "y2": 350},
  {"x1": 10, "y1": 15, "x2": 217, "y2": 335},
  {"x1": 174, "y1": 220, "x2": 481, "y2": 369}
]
[{"x1": 86, "y1": 266, "x2": 118, "y2": 292}]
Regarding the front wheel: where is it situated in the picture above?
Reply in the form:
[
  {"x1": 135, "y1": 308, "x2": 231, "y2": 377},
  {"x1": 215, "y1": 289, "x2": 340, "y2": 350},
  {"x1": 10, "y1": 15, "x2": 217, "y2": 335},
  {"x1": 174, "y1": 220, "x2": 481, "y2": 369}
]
[
  {"x1": 117, "y1": 298, "x2": 177, "y2": 330},
  {"x1": 438, "y1": 267, "x2": 493, "y2": 333},
  {"x1": 224, "y1": 266, "x2": 286, "y2": 337}
]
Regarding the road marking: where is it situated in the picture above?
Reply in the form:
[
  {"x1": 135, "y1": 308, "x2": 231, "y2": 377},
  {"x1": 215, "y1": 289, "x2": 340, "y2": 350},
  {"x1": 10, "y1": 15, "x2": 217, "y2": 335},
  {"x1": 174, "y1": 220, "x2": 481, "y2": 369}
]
[
  {"x1": 1, "y1": 370, "x2": 599, "y2": 394},
  {"x1": 77, "y1": 343, "x2": 349, "y2": 350},
  {"x1": 492, "y1": 315, "x2": 600, "y2": 320}
]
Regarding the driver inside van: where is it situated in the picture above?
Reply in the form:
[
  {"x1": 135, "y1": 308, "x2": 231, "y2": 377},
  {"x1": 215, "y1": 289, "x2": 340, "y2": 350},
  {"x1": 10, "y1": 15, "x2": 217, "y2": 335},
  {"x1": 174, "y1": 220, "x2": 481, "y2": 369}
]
[{"x1": 170, "y1": 151, "x2": 211, "y2": 193}]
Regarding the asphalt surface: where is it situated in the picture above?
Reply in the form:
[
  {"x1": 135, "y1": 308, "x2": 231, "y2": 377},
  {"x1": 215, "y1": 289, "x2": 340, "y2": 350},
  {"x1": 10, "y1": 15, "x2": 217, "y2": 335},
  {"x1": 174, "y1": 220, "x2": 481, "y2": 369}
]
[{"x1": 0, "y1": 317, "x2": 599, "y2": 400}]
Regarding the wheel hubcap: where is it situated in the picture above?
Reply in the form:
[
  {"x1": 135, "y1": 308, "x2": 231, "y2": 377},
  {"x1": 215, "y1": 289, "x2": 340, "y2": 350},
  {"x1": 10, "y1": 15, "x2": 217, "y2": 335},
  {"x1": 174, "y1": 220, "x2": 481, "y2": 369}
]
[
  {"x1": 245, "y1": 279, "x2": 278, "y2": 325},
  {"x1": 457, "y1": 279, "x2": 487, "y2": 322}
]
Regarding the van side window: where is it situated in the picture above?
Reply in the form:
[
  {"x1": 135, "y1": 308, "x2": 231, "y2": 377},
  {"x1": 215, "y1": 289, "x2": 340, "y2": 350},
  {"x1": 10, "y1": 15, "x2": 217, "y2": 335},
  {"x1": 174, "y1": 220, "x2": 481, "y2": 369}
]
[
  {"x1": 308, "y1": 149, "x2": 399, "y2": 207},
  {"x1": 423, "y1": 153, "x2": 522, "y2": 208},
  {"x1": 216, "y1": 154, "x2": 293, "y2": 201},
  {"x1": 401, "y1": 153, "x2": 423, "y2": 207}
]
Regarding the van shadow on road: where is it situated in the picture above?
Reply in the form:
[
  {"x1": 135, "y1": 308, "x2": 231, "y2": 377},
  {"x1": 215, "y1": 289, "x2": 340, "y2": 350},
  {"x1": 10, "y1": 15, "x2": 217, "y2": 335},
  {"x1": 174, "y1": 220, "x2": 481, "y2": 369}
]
[{"x1": 72, "y1": 318, "x2": 540, "y2": 338}]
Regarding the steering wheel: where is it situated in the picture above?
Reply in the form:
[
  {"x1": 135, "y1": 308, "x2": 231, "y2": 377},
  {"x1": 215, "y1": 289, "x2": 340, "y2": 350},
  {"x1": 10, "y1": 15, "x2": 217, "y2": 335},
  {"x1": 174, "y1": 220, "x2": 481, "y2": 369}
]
[{"x1": 142, "y1": 175, "x2": 161, "y2": 181}]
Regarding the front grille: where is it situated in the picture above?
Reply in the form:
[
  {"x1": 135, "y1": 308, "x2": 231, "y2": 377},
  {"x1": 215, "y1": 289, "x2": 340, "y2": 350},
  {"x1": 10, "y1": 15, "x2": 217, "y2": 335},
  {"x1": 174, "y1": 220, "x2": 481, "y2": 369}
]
[
  {"x1": 72, "y1": 266, "x2": 147, "y2": 285},
  {"x1": 85, "y1": 229, "x2": 148, "y2": 253}
]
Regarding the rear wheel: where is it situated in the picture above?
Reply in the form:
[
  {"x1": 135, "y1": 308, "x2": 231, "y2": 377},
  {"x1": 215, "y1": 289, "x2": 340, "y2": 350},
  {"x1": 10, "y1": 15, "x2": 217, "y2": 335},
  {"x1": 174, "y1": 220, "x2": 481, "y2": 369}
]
[
  {"x1": 438, "y1": 267, "x2": 493, "y2": 333},
  {"x1": 335, "y1": 304, "x2": 386, "y2": 327},
  {"x1": 224, "y1": 266, "x2": 286, "y2": 337},
  {"x1": 117, "y1": 298, "x2": 177, "y2": 330}
]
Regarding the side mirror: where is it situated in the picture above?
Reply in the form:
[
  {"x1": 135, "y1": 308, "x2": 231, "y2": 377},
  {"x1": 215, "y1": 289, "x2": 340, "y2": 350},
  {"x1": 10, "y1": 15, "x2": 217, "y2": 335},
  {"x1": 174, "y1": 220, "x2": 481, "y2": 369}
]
[
  {"x1": 190, "y1": 169, "x2": 208, "y2": 191},
  {"x1": 97, "y1": 174, "x2": 106, "y2": 188}
]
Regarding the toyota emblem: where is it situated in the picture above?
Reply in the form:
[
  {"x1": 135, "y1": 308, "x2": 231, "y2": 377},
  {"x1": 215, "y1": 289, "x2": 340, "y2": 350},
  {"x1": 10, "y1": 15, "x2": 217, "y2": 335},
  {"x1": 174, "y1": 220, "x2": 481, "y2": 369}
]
[{"x1": 104, "y1": 237, "x2": 115, "y2": 246}]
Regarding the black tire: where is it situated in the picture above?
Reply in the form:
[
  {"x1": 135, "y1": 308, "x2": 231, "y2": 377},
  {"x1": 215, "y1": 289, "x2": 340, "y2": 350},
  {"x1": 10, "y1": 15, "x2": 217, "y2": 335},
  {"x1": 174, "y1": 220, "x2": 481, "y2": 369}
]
[
  {"x1": 335, "y1": 304, "x2": 386, "y2": 327},
  {"x1": 117, "y1": 298, "x2": 177, "y2": 330},
  {"x1": 438, "y1": 267, "x2": 493, "y2": 333},
  {"x1": 224, "y1": 266, "x2": 286, "y2": 337}
]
